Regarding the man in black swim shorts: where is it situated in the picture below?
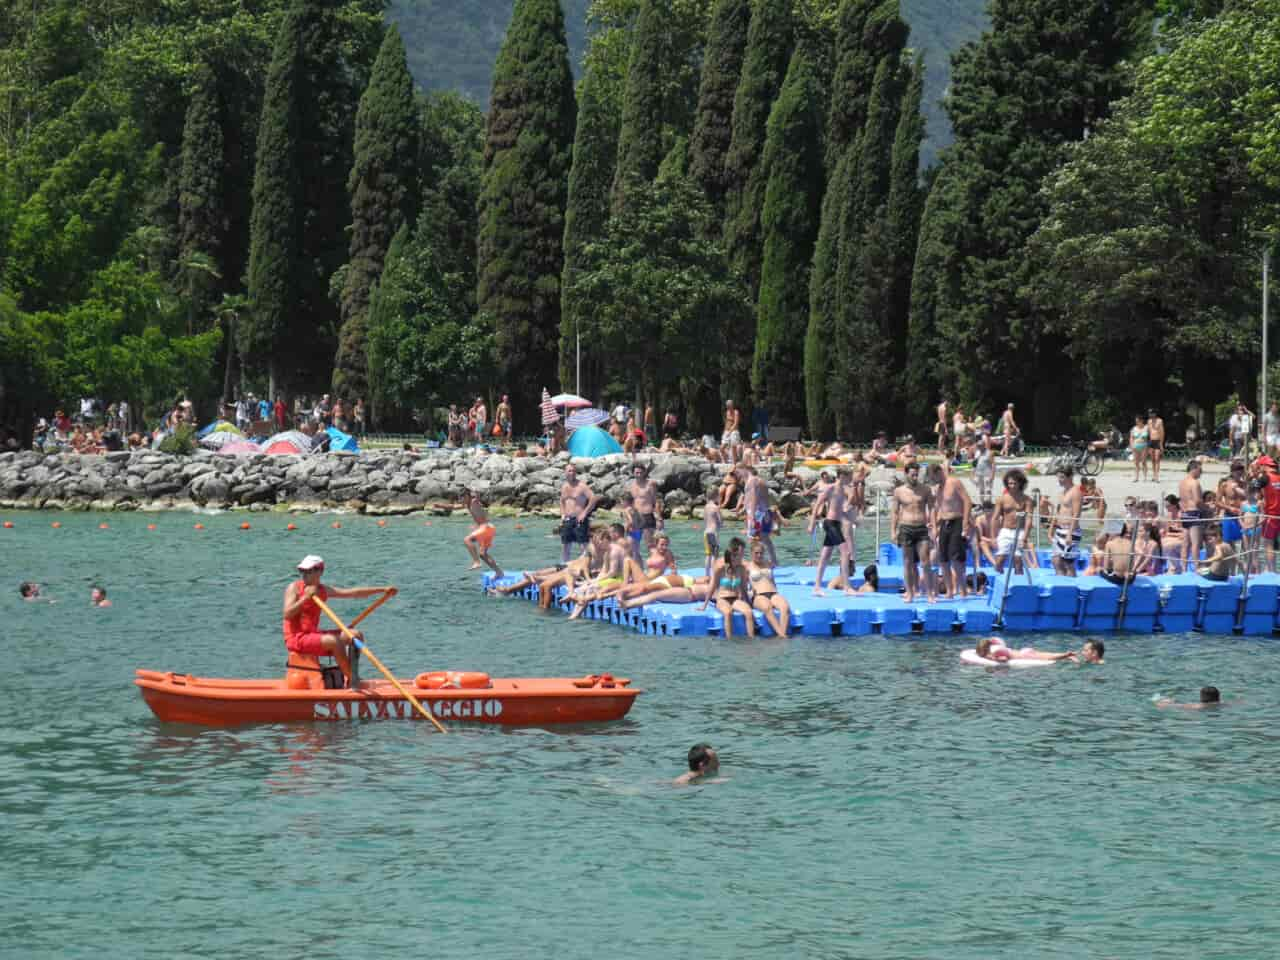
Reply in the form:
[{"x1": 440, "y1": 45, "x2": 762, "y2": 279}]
[{"x1": 559, "y1": 464, "x2": 599, "y2": 562}]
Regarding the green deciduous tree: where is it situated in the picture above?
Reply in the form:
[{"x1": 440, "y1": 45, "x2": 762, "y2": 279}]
[
  {"x1": 476, "y1": 0, "x2": 577, "y2": 430},
  {"x1": 1030, "y1": 0, "x2": 1280, "y2": 425},
  {"x1": 333, "y1": 25, "x2": 421, "y2": 404},
  {"x1": 752, "y1": 47, "x2": 824, "y2": 424},
  {"x1": 565, "y1": 161, "x2": 752, "y2": 415},
  {"x1": 921, "y1": 0, "x2": 1155, "y2": 434}
]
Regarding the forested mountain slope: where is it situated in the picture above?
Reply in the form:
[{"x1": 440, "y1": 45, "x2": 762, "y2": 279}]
[{"x1": 386, "y1": 0, "x2": 987, "y2": 155}]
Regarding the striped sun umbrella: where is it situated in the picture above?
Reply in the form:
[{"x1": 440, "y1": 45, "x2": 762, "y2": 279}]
[
  {"x1": 565, "y1": 407, "x2": 610, "y2": 430},
  {"x1": 541, "y1": 388, "x2": 560, "y2": 426}
]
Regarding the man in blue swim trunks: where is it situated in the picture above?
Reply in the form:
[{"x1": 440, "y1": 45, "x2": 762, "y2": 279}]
[
  {"x1": 742, "y1": 466, "x2": 778, "y2": 566},
  {"x1": 1219, "y1": 460, "x2": 1246, "y2": 568},
  {"x1": 559, "y1": 464, "x2": 599, "y2": 563}
]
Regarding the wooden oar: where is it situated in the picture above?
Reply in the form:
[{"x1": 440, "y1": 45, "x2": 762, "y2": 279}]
[
  {"x1": 313, "y1": 595, "x2": 447, "y2": 734},
  {"x1": 347, "y1": 588, "x2": 397, "y2": 630}
]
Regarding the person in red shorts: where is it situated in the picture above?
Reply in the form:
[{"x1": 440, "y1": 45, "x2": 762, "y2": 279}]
[
  {"x1": 282, "y1": 555, "x2": 395, "y2": 688},
  {"x1": 1257, "y1": 457, "x2": 1280, "y2": 571}
]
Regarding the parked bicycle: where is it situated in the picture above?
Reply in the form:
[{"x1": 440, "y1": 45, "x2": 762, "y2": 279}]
[{"x1": 1046, "y1": 436, "x2": 1104, "y2": 477}]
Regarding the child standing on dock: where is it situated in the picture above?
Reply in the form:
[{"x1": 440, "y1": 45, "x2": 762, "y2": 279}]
[{"x1": 703, "y1": 490, "x2": 722, "y2": 583}]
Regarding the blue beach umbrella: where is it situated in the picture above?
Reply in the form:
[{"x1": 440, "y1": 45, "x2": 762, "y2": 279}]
[
  {"x1": 566, "y1": 425, "x2": 622, "y2": 458},
  {"x1": 326, "y1": 426, "x2": 359, "y2": 452}
]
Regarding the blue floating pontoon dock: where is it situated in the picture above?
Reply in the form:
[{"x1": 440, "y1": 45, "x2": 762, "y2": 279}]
[{"x1": 484, "y1": 543, "x2": 1280, "y2": 638}]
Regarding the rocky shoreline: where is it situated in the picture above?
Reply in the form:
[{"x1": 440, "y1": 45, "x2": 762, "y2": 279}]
[{"x1": 0, "y1": 449, "x2": 829, "y2": 516}]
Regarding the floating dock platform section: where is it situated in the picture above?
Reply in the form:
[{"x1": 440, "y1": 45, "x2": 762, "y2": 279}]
[{"x1": 483, "y1": 545, "x2": 1280, "y2": 637}]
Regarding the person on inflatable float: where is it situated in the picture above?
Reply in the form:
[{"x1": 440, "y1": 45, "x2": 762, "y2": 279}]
[
  {"x1": 283, "y1": 555, "x2": 396, "y2": 688},
  {"x1": 974, "y1": 636, "x2": 1077, "y2": 663}
]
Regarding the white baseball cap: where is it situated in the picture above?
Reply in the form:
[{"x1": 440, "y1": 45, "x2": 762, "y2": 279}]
[{"x1": 297, "y1": 555, "x2": 325, "y2": 571}]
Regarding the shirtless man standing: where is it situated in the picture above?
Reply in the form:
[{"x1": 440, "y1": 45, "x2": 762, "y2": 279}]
[
  {"x1": 809, "y1": 476, "x2": 855, "y2": 597},
  {"x1": 892, "y1": 462, "x2": 937, "y2": 603},
  {"x1": 742, "y1": 466, "x2": 778, "y2": 566},
  {"x1": 1051, "y1": 468, "x2": 1084, "y2": 576},
  {"x1": 496, "y1": 394, "x2": 513, "y2": 443},
  {"x1": 1218, "y1": 460, "x2": 1247, "y2": 571},
  {"x1": 560, "y1": 464, "x2": 599, "y2": 563},
  {"x1": 1147, "y1": 409, "x2": 1165, "y2": 483},
  {"x1": 1180, "y1": 459, "x2": 1206, "y2": 571},
  {"x1": 993, "y1": 468, "x2": 1034, "y2": 574},
  {"x1": 935, "y1": 462, "x2": 972, "y2": 598},
  {"x1": 629, "y1": 462, "x2": 663, "y2": 549},
  {"x1": 935, "y1": 398, "x2": 949, "y2": 455},
  {"x1": 999, "y1": 403, "x2": 1019, "y2": 456}
]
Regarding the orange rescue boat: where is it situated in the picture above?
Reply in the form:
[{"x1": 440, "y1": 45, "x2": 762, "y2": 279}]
[{"x1": 135, "y1": 667, "x2": 641, "y2": 728}]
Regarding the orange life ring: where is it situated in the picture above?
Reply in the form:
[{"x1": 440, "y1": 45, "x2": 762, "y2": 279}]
[{"x1": 414, "y1": 671, "x2": 491, "y2": 690}]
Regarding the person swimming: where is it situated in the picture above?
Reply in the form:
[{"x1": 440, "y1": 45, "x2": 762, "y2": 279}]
[
  {"x1": 673, "y1": 743, "x2": 721, "y2": 785},
  {"x1": 1156, "y1": 686, "x2": 1225, "y2": 710}
]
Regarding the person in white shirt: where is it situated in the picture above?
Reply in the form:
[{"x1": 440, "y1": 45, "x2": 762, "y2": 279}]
[
  {"x1": 1229, "y1": 403, "x2": 1254, "y2": 459},
  {"x1": 1264, "y1": 402, "x2": 1280, "y2": 456}
]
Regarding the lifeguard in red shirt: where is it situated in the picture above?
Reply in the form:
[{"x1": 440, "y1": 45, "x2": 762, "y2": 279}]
[{"x1": 283, "y1": 555, "x2": 395, "y2": 688}]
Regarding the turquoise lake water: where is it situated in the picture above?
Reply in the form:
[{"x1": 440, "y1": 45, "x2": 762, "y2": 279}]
[{"x1": 2, "y1": 510, "x2": 1279, "y2": 959}]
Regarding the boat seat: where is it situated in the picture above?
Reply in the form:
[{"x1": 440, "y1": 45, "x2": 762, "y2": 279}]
[{"x1": 285, "y1": 651, "x2": 344, "y2": 690}]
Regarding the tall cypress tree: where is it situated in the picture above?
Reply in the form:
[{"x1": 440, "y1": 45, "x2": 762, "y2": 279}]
[
  {"x1": 687, "y1": 0, "x2": 751, "y2": 213},
  {"x1": 245, "y1": 0, "x2": 366, "y2": 396},
  {"x1": 610, "y1": 0, "x2": 668, "y2": 216},
  {"x1": 722, "y1": 0, "x2": 794, "y2": 301},
  {"x1": 804, "y1": 0, "x2": 905, "y2": 437},
  {"x1": 879, "y1": 55, "x2": 925, "y2": 430},
  {"x1": 923, "y1": 0, "x2": 1154, "y2": 432},
  {"x1": 829, "y1": 52, "x2": 905, "y2": 436},
  {"x1": 476, "y1": 0, "x2": 577, "y2": 427},
  {"x1": 752, "y1": 47, "x2": 823, "y2": 425},
  {"x1": 177, "y1": 63, "x2": 226, "y2": 330},
  {"x1": 904, "y1": 160, "x2": 965, "y2": 430},
  {"x1": 333, "y1": 25, "x2": 420, "y2": 403},
  {"x1": 244, "y1": 7, "x2": 303, "y2": 394},
  {"x1": 561, "y1": 61, "x2": 621, "y2": 397}
]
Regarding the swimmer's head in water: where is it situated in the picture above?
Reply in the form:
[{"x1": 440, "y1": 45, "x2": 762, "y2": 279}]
[
  {"x1": 1200, "y1": 686, "x2": 1221, "y2": 703},
  {"x1": 1083, "y1": 639, "x2": 1104, "y2": 662},
  {"x1": 19, "y1": 581, "x2": 37, "y2": 598},
  {"x1": 863, "y1": 563, "x2": 879, "y2": 589},
  {"x1": 687, "y1": 743, "x2": 719, "y2": 774}
]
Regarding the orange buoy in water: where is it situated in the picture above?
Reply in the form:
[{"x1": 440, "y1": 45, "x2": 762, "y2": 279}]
[
  {"x1": 377, "y1": 519, "x2": 387, "y2": 527},
  {"x1": 147, "y1": 523, "x2": 157, "y2": 531},
  {"x1": 194, "y1": 523, "x2": 205, "y2": 530},
  {"x1": 51, "y1": 521, "x2": 61, "y2": 529},
  {"x1": 240, "y1": 522, "x2": 251, "y2": 530},
  {"x1": 332, "y1": 521, "x2": 342, "y2": 529},
  {"x1": 99, "y1": 522, "x2": 109, "y2": 530},
  {"x1": 424, "y1": 520, "x2": 432, "y2": 527},
  {"x1": 2, "y1": 521, "x2": 12, "y2": 529},
  {"x1": 514, "y1": 523, "x2": 524, "y2": 530},
  {"x1": 286, "y1": 523, "x2": 297, "y2": 531}
]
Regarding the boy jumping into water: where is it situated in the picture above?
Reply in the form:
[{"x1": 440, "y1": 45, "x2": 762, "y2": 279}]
[{"x1": 462, "y1": 491, "x2": 503, "y2": 577}]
